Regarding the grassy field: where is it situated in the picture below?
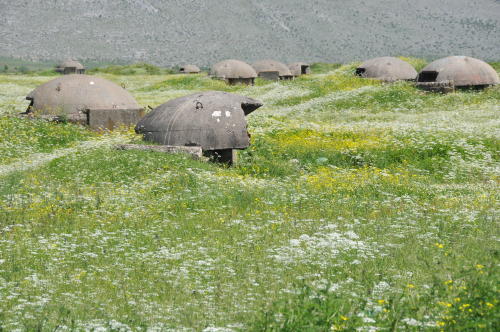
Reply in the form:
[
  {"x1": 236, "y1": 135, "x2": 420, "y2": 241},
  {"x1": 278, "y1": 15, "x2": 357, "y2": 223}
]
[{"x1": 0, "y1": 59, "x2": 499, "y2": 331}]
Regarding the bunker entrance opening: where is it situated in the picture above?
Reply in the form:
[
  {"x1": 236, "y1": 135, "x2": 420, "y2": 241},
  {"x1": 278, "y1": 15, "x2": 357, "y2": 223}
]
[
  {"x1": 355, "y1": 68, "x2": 366, "y2": 76},
  {"x1": 25, "y1": 98, "x2": 34, "y2": 113},
  {"x1": 241, "y1": 102, "x2": 262, "y2": 115},
  {"x1": 227, "y1": 78, "x2": 254, "y2": 86},
  {"x1": 258, "y1": 71, "x2": 280, "y2": 81},
  {"x1": 204, "y1": 149, "x2": 238, "y2": 165},
  {"x1": 418, "y1": 71, "x2": 439, "y2": 82}
]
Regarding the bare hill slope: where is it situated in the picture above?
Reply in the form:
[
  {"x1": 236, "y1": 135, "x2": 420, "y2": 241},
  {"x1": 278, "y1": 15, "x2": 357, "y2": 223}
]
[{"x1": 0, "y1": 0, "x2": 499, "y2": 65}]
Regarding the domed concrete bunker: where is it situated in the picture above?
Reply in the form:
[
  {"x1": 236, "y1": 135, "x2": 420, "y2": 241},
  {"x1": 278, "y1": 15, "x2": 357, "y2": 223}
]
[
  {"x1": 417, "y1": 56, "x2": 499, "y2": 91},
  {"x1": 25, "y1": 74, "x2": 144, "y2": 130},
  {"x1": 356, "y1": 57, "x2": 417, "y2": 82},
  {"x1": 288, "y1": 62, "x2": 311, "y2": 77},
  {"x1": 55, "y1": 59, "x2": 85, "y2": 75},
  {"x1": 210, "y1": 60, "x2": 257, "y2": 85},
  {"x1": 135, "y1": 91, "x2": 263, "y2": 164},
  {"x1": 179, "y1": 65, "x2": 201, "y2": 74},
  {"x1": 253, "y1": 60, "x2": 294, "y2": 81}
]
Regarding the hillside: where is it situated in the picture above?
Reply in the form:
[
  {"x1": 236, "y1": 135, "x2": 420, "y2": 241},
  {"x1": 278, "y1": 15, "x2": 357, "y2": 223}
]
[
  {"x1": 0, "y1": 62, "x2": 499, "y2": 330},
  {"x1": 1, "y1": 0, "x2": 499, "y2": 65}
]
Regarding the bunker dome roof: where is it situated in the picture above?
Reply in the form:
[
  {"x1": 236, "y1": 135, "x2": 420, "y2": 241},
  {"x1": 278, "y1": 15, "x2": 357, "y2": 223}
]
[
  {"x1": 417, "y1": 56, "x2": 499, "y2": 86},
  {"x1": 26, "y1": 74, "x2": 140, "y2": 115},
  {"x1": 180, "y1": 65, "x2": 201, "y2": 73},
  {"x1": 59, "y1": 59, "x2": 84, "y2": 69},
  {"x1": 135, "y1": 91, "x2": 262, "y2": 151},
  {"x1": 253, "y1": 60, "x2": 292, "y2": 77},
  {"x1": 211, "y1": 60, "x2": 257, "y2": 79},
  {"x1": 356, "y1": 57, "x2": 417, "y2": 82}
]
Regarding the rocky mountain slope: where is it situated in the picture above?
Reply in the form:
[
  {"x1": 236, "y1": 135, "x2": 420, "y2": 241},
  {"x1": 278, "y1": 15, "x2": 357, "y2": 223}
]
[{"x1": 0, "y1": 0, "x2": 499, "y2": 65}]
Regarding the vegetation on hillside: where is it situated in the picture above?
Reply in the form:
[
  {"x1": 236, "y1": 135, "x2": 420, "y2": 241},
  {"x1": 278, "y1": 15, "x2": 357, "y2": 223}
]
[
  {"x1": 0, "y1": 62, "x2": 498, "y2": 331},
  {"x1": 88, "y1": 63, "x2": 176, "y2": 76}
]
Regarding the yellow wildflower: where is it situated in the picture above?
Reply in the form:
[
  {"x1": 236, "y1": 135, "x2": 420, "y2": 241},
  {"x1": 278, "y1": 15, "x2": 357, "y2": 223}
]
[
  {"x1": 438, "y1": 301, "x2": 452, "y2": 307},
  {"x1": 435, "y1": 243, "x2": 444, "y2": 249},
  {"x1": 340, "y1": 315, "x2": 349, "y2": 321},
  {"x1": 459, "y1": 304, "x2": 471, "y2": 311},
  {"x1": 485, "y1": 302, "x2": 494, "y2": 308},
  {"x1": 378, "y1": 299, "x2": 386, "y2": 305},
  {"x1": 407, "y1": 284, "x2": 415, "y2": 289},
  {"x1": 437, "y1": 321, "x2": 446, "y2": 327},
  {"x1": 476, "y1": 264, "x2": 484, "y2": 269}
]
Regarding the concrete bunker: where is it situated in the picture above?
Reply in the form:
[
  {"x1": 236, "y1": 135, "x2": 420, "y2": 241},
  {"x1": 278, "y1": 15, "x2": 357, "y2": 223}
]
[
  {"x1": 356, "y1": 57, "x2": 417, "y2": 82},
  {"x1": 289, "y1": 62, "x2": 311, "y2": 76},
  {"x1": 55, "y1": 59, "x2": 85, "y2": 75},
  {"x1": 179, "y1": 65, "x2": 201, "y2": 74},
  {"x1": 258, "y1": 71, "x2": 280, "y2": 81},
  {"x1": 135, "y1": 91, "x2": 262, "y2": 164},
  {"x1": 24, "y1": 74, "x2": 143, "y2": 130},
  {"x1": 210, "y1": 60, "x2": 257, "y2": 85},
  {"x1": 417, "y1": 56, "x2": 499, "y2": 91},
  {"x1": 253, "y1": 60, "x2": 294, "y2": 81}
]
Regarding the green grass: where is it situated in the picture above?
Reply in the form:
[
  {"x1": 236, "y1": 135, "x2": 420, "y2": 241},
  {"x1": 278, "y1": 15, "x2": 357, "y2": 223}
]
[
  {"x1": 0, "y1": 117, "x2": 94, "y2": 164},
  {"x1": 309, "y1": 62, "x2": 342, "y2": 74},
  {"x1": 0, "y1": 61, "x2": 498, "y2": 331}
]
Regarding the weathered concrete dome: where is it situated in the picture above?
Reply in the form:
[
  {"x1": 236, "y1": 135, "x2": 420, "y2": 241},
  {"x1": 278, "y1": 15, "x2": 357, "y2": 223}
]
[
  {"x1": 60, "y1": 59, "x2": 84, "y2": 70},
  {"x1": 356, "y1": 57, "x2": 417, "y2": 82},
  {"x1": 211, "y1": 60, "x2": 257, "y2": 79},
  {"x1": 417, "y1": 56, "x2": 499, "y2": 87},
  {"x1": 56, "y1": 59, "x2": 85, "y2": 74},
  {"x1": 26, "y1": 74, "x2": 143, "y2": 129},
  {"x1": 179, "y1": 65, "x2": 201, "y2": 74},
  {"x1": 135, "y1": 91, "x2": 262, "y2": 152},
  {"x1": 27, "y1": 75, "x2": 139, "y2": 115},
  {"x1": 253, "y1": 60, "x2": 293, "y2": 79},
  {"x1": 288, "y1": 62, "x2": 311, "y2": 76}
]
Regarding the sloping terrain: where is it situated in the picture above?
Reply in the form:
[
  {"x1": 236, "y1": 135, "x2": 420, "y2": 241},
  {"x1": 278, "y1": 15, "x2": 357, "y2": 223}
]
[
  {"x1": 0, "y1": 62, "x2": 499, "y2": 330},
  {"x1": 0, "y1": 0, "x2": 499, "y2": 65}
]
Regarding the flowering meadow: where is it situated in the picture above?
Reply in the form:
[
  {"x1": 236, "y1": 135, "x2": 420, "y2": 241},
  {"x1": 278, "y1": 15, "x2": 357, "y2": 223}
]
[{"x1": 0, "y1": 60, "x2": 498, "y2": 331}]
